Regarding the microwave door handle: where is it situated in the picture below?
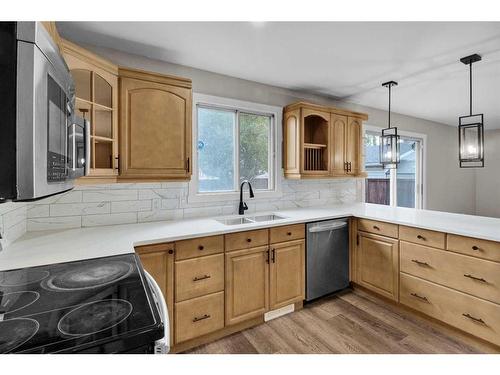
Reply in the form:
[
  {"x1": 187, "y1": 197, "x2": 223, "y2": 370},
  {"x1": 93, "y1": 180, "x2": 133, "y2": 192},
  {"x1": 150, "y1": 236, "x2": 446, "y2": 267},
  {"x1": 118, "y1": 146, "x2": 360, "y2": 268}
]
[{"x1": 84, "y1": 119, "x2": 90, "y2": 176}]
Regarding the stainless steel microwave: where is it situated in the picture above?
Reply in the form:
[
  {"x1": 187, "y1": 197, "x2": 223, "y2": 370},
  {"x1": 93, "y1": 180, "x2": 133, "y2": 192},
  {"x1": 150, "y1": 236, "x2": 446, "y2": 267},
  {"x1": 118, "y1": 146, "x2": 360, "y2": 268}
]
[{"x1": 0, "y1": 22, "x2": 89, "y2": 202}]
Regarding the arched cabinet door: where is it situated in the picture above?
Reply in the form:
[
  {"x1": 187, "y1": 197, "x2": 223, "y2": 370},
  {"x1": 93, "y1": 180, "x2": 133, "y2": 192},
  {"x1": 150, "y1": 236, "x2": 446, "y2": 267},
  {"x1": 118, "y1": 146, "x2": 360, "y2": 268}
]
[{"x1": 119, "y1": 68, "x2": 192, "y2": 180}]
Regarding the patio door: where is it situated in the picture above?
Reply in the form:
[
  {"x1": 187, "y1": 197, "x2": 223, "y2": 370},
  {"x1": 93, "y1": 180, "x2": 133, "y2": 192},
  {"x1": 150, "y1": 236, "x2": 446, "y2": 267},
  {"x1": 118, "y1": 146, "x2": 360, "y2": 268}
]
[{"x1": 364, "y1": 128, "x2": 424, "y2": 209}]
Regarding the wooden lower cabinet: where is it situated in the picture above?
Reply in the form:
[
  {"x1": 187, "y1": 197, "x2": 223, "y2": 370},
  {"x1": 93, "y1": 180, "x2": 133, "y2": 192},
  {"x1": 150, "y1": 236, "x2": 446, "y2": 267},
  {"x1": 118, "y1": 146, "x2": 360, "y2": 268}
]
[
  {"x1": 269, "y1": 239, "x2": 305, "y2": 310},
  {"x1": 225, "y1": 246, "x2": 270, "y2": 326},
  {"x1": 356, "y1": 231, "x2": 399, "y2": 301},
  {"x1": 135, "y1": 242, "x2": 175, "y2": 345},
  {"x1": 400, "y1": 273, "x2": 500, "y2": 347},
  {"x1": 175, "y1": 291, "x2": 224, "y2": 343}
]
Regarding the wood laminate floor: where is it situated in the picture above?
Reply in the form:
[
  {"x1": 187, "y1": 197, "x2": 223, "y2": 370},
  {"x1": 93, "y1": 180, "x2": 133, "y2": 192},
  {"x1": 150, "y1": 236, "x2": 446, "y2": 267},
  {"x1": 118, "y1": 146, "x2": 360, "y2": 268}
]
[{"x1": 183, "y1": 288, "x2": 499, "y2": 354}]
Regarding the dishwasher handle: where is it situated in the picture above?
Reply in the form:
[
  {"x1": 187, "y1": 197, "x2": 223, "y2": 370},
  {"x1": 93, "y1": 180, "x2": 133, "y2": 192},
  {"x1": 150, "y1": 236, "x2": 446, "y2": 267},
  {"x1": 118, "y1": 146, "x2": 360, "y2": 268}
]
[{"x1": 308, "y1": 222, "x2": 348, "y2": 233}]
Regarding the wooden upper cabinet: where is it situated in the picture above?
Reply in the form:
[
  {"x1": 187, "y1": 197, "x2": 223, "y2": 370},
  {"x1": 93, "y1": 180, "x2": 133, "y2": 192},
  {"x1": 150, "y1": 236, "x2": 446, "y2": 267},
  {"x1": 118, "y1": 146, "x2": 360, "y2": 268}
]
[
  {"x1": 283, "y1": 102, "x2": 367, "y2": 179},
  {"x1": 61, "y1": 39, "x2": 119, "y2": 182},
  {"x1": 331, "y1": 114, "x2": 347, "y2": 175},
  {"x1": 301, "y1": 108, "x2": 331, "y2": 176},
  {"x1": 346, "y1": 117, "x2": 362, "y2": 175},
  {"x1": 283, "y1": 109, "x2": 301, "y2": 178},
  {"x1": 119, "y1": 68, "x2": 192, "y2": 180}
]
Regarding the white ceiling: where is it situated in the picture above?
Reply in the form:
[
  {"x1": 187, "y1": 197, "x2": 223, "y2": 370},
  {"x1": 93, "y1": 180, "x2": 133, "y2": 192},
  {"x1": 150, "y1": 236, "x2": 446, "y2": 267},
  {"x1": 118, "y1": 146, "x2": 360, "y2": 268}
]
[{"x1": 58, "y1": 22, "x2": 500, "y2": 129}]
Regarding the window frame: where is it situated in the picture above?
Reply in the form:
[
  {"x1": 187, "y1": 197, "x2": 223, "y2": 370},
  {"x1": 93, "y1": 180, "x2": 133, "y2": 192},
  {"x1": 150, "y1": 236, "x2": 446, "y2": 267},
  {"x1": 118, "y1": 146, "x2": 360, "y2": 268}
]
[
  {"x1": 188, "y1": 93, "x2": 282, "y2": 203},
  {"x1": 362, "y1": 125, "x2": 427, "y2": 209}
]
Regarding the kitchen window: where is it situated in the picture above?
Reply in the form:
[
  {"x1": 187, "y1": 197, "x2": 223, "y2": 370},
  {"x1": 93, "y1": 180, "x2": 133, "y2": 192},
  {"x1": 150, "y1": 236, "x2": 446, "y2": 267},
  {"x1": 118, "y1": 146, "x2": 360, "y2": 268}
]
[
  {"x1": 190, "y1": 94, "x2": 281, "y2": 200},
  {"x1": 363, "y1": 126, "x2": 426, "y2": 209}
]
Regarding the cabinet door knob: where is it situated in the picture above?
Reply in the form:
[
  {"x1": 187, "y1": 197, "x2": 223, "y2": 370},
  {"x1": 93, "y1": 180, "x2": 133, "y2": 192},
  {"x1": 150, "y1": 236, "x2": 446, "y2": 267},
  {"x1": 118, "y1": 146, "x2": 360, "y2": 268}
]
[
  {"x1": 198, "y1": 245, "x2": 204, "y2": 251},
  {"x1": 246, "y1": 238, "x2": 252, "y2": 243},
  {"x1": 287, "y1": 232, "x2": 292, "y2": 236},
  {"x1": 168, "y1": 249, "x2": 174, "y2": 255},
  {"x1": 472, "y1": 245, "x2": 479, "y2": 251}
]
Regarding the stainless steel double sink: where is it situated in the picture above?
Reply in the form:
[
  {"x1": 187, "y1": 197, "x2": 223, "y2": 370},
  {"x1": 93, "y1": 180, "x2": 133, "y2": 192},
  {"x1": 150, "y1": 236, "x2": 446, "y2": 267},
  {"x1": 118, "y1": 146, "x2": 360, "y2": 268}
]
[{"x1": 216, "y1": 214, "x2": 287, "y2": 226}]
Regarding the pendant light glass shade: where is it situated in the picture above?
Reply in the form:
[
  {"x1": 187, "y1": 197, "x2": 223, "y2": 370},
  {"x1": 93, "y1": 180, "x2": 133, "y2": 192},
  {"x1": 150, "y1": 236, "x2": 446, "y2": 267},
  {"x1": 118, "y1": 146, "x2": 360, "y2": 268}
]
[
  {"x1": 459, "y1": 54, "x2": 484, "y2": 168},
  {"x1": 380, "y1": 81, "x2": 400, "y2": 169},
  {"x1": 380, "y1": 126, "x2": 400, "y2": 169}
]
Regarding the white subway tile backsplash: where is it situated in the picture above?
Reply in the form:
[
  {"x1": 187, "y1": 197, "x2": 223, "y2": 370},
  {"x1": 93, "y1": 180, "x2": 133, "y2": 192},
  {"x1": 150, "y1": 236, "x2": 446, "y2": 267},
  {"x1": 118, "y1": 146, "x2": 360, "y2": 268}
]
[
  {"x1": 27, "y1": 205, "x2": 50, "y2": 218},
  {"x1": 3, "y1": 205, "x2": 27, "y2": 229},
  {"x1": 27, "y1": 216, "x2": 82, "y2": 231},
  {"x1": 50, "y1": 202, "x2": 110, "y2": 217},
  {"x1": 111, "y1": 200, "x2": 152, "y2": 213},
  {"x1": 2, "y1": 177, "x2": 360, "y2": 234},
  {"x1": 82, "y1": 213, "x2": 138, "y2": 227},
  {"x1": 82, "y1": 190, "x2": 138, "y2": 202},
  {"x1": 138, "y1": 209, "x2": 183, "y2": 223}
]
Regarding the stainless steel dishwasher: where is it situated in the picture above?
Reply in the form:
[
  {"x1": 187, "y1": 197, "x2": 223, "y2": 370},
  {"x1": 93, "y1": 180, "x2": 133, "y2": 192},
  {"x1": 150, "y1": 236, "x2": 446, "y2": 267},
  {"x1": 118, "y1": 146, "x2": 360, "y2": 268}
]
[{"x1": 306, "y1": 218, "x2": 350, "y2": 301}]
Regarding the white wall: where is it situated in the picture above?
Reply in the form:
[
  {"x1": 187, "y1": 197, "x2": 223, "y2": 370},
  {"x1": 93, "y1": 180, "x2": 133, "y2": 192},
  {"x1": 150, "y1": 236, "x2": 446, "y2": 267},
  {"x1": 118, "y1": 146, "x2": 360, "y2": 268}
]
[
  {"x1": 88, "y1": 45, "x2": 477, "y2": 215},
  {"x1": 475, "y1": 130, "x2": 500, "y2": 218}
]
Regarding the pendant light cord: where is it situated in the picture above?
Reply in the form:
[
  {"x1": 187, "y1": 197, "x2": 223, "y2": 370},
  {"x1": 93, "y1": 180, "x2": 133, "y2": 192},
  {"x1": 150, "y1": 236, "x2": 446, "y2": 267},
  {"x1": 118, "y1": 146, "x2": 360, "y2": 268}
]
[
  {"x1": 388, "y1": 84, "x2": 392, "y2": 129},
  {"x1": 469, "y1": 62, "x2": 473, "y2": 116}
]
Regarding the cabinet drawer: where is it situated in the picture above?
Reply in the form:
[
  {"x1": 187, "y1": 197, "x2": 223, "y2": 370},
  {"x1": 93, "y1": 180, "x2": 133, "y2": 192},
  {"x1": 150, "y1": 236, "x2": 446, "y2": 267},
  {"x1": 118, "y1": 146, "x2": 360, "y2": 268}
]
[
  {"x1": 400, "y1": 273, "x2": 500, "y2": 347},
  {"x1": 225, "y1": 229, "x2": 269, "y2": 252},
  {"x1": 175, "y1": 235, "x2": 223, "y2": 261},
  {"x1": 357, "y1": 218, "x2": 398, "y2": 238},
  {"x1": 270, "y1": 224, "x2": 305, "y2": 244},
  {"x1": 401, "y1": 241, "x2": 500, "y2": 304},
  {"x1": 447, "y1": 234, "x2": 500, "y2": 263},
  {"x1": 399, "y1": 225, "x2": 445, "y2": 249},
  {"x1": 174, "y1": 291, "x2": 224, "y2": 344},
  {"x1": 175, "y1": 254, "x2": 224, "y2": 302}
]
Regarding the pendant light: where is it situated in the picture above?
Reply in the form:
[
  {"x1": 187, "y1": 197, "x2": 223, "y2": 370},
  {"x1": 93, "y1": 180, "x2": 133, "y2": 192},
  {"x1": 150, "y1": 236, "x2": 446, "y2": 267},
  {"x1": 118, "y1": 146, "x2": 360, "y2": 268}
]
[
  {"x1": 380, "y1": 80, "x2": 400, "y2": 169},
  {"x1": 459, "y1": 54, "x2": 484, "y2": 168}
]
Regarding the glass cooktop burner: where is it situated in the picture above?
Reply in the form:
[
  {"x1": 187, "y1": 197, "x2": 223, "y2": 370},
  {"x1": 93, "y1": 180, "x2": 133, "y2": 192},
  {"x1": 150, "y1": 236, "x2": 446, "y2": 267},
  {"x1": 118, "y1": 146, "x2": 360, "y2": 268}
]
[
  {"x1": 0, "y1": 291, "x2": 40, "y2": 315},
  {"x1": 58, "y1": 299, "x2": 133, "y2": 336},
  {"x1": 0, "y1": 270, "x2": 49, "y2": 287},
  {"x1": 43, "y1": 261, "x2": 133, "y2": 291},
  {"x1": 0, "y1": 318, "x2": 39, "y2": 353}
]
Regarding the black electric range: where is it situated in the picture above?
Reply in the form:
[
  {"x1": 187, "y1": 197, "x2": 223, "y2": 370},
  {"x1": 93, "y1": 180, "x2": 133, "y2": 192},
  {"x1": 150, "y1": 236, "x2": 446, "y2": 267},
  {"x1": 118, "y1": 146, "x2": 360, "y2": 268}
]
[{"x1": 0, "y1": 254, "x2": 163, "y2": 353}]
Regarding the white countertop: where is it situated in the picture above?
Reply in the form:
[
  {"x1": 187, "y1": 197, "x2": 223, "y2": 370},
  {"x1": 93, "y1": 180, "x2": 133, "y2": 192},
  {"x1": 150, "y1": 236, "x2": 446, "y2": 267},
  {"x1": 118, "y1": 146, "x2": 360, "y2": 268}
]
[{"x1": 1, "y1": 202, "x2": 500, "y2": 271}]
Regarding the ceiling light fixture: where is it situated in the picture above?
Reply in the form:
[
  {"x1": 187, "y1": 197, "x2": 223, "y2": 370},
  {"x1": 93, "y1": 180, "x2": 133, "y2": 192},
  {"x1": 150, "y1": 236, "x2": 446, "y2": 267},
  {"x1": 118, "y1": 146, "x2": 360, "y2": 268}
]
[
  {"x1": 458, "y1": 53, "x2": 484, "y2": 168},
  {"x1": 380, "y1": 80, "x2": 400, "y2": 169}
]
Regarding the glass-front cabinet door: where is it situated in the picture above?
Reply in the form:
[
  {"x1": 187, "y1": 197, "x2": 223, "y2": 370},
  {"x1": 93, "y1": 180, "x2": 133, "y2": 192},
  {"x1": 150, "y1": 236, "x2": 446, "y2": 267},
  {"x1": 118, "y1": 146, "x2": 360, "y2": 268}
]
[{"x1": 61, "y1": 39, "x2": 119, "y2": 180}]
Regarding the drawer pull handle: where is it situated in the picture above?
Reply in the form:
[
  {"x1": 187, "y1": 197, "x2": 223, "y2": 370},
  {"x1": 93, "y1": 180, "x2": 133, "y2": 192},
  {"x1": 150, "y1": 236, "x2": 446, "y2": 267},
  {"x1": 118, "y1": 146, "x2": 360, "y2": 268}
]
[
  {"x1": 471, "y1": 245, "x2": 480, "y2": 251},
  {"x1": 246, "y1": 238, "x2": 252, "y2": 243},
  {"x1": 193, "y1": 274, "x2": 211, "y2": 282},
  {"x1": 193, "y1": 314, "x2": 211, "y2": 323},
  {"x1": 462, "y1": 313, "x2": 485, "y2": 325},
  {"x1": 464, "y1": 274, "x2": 487, "y2": 283},
  {"x1": 198, "y1": 245, "x2": 204, "y2": 251},
  {"x1": 416, "y1": 235, "x2": 426, "y2": 241},
  {"x1": 373, "y1": 225, "x2": 380, "y2": 231},
  {"x1": 410, "y1": 292, "x2": 429, "y2": 302},
  {"x1": 287, "y1": 232, "x2": 292, "y2": 236},
  {"x1": 411, "y1": 259, "x2": 430, "y2": 267}
]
